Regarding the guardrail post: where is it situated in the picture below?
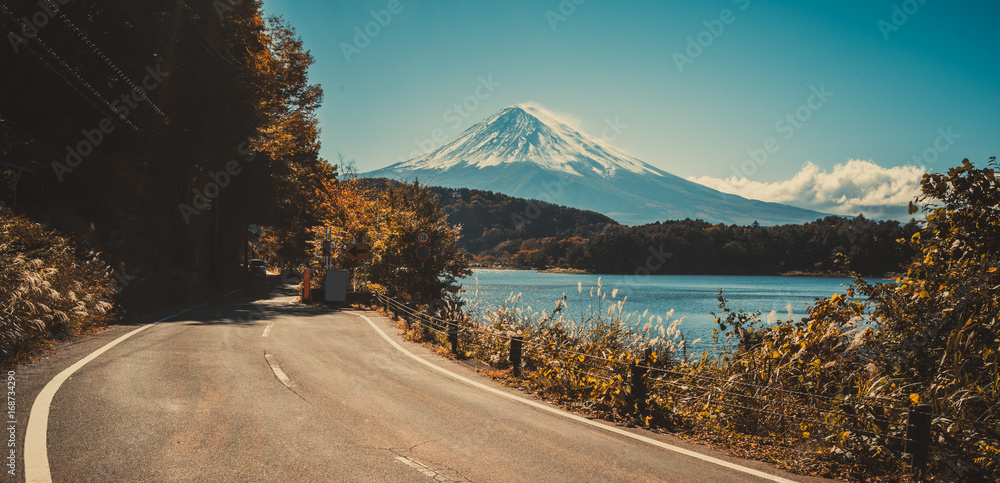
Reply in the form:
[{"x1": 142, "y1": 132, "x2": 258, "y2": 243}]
[
  {"x1": 509, "y1": 336, "x2": 523, "y2": 377},
  {"x1": 903, "y1": 403, "x2": 932, "y2": 470},
  {"x1": 630, "y1": 348, "x2": 652, "y2": 417},
  {"x1": 302, "y1": 268, "x2": 310, "y2": 301},
  {"x1": 447, "y1": 320, "x2": 459, "y2": 356}
]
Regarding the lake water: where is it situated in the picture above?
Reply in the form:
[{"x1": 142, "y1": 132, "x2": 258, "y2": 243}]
[{"x1": 458, "y1": 269, "x2": 858, "y2": 350}]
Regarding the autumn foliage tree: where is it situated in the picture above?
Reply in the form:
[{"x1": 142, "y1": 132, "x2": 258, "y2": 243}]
[
  {"x1": 698, "y1": 158, "x2": 1000, "y2": 479},
  {"x1": 310, "y1": 177, "x2": 471, "y2": 303},
  {"x1": 861, "y1": 158, "x2": 1000, "y2": 421},
  {"x1": 365, "y1": 180, "x2": 472, "y2": 304}
]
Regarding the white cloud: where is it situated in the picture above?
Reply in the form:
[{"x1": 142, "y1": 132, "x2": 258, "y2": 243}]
[{"x1": 688, "y1": 159, "x2": 924, "y2": 220}]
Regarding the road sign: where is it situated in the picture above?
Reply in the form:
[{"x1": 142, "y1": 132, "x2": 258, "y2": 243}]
[
  {"x1": 345, "y1": 243, "x2": 371, "y2": 260},
  {"x1": 416, "y1": 230, "x2": 431, "y2": 244},
  {"x1": 415, "y1": 245, "x2": 430, "y2": 260}
]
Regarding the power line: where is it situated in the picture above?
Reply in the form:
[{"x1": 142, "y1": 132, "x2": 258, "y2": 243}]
[
  {"x1": 0, "y1": 2, "x2": 141, "y2": 134},
  {"x1": 54, "y1": 8, "x2": 170, "y2": 120},
  {"x1": 0, "y1": 4, "x2": 195, "y2": 173}
]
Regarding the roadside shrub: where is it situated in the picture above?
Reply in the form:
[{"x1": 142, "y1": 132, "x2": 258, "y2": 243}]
[
  {"x1": 668, "y1": 291, "x2": 904, "y2": 479},
  {"x1": 0, "y1": 206, "x2": 115, "y2": 368},
  {"x1": 464, "y1": 278, "x2": 680, "y2": 425}
]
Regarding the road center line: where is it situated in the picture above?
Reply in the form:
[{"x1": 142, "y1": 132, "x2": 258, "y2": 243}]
[
  {"x1": 262, "y1": 323, "x2": 274, "y2": 337},
  {"x1": 351, "y1": 311, "x2": 796, "y2": 483},
  {"x1": 24, "y1": 287, "x2": 248, "y2": 483},
  {"x1": 265, "y1": 354, "x2": 296, "y2": 388}
]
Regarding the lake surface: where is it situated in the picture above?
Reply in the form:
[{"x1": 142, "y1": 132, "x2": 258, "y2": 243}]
[{"x1": 458, "y1": 269, "x2": 858, "y2": 350}]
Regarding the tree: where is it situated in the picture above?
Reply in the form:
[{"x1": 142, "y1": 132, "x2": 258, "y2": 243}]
[
  {"x1": 860, "y1": 158, "x2": 1000, "y2": 422},
  {"x1": 365, "y1": 181, "x2": 471, "y2": 304}
]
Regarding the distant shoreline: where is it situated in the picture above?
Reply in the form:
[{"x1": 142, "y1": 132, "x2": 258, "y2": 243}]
[
  {"x1": 467, "y1": 266, "x2": 899, "y2": 280},
  {"x1": 778, "y1": 270, "x2": 850, "y2": 278},
  {"x1": 537, "y1": 267, "x2": 590, "y2": 274}
]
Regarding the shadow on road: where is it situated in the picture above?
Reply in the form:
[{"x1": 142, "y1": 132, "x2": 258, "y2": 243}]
[{"x1": 157, "y1": 275, "x2": 346, "y2": 327}]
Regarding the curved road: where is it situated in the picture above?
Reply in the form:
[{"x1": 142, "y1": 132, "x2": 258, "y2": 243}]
[{"x1": 13, "y1": 282, "x2": 822, "y2": 482}]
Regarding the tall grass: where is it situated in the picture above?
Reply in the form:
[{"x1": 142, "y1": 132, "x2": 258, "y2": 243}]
[
  {"x1": 1, "y1": 207, "x2": 115, "y2": 368},
  {"x1": 392, "y1": 277, "x2": 685, "y2": 424}
]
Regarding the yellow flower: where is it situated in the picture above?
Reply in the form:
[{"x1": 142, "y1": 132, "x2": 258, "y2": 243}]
[{"x1": 909, "y1": 393, "x2": 921, "y2": 405}]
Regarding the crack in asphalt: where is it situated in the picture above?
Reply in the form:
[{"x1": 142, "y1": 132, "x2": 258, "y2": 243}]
[
  {"x1": 383, "y1": 440, "x2": 473, "y2": 482},
  {"x1": 263, "y1": 352, "x2": 310, "y2": 403}
]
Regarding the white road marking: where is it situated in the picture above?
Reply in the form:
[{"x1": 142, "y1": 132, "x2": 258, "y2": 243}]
[
  {"x1": 24, "y1": 287, "x2": 248, "y2": 483},
  {"x1": 395, "y1": 456, "x2": 455, "y2": 481},
  {"x1": 265, "y1": 354, "x2": 296, "y2": 388},
  {"x1": 262, "y1": 323, "x2": 274, "y2": 337},
  {"x1": 351, "y1": 311, "x2": 797, "y2": 483}
]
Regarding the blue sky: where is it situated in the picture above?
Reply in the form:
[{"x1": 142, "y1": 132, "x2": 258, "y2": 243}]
[{"x1": 261, "y1": 0, "x2": 999, "y2": 215}]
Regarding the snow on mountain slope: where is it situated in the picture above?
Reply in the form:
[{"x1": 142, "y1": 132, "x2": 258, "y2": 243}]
[
  {"x1": 364, "y1": 104, "x2": 828, "y2": 226},
  {"x1": 393, "y1": 104, "x2": 662, "y2": 178}
]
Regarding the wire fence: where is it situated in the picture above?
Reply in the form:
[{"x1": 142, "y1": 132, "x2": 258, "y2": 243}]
[{"x1": 374, "y1": 293, "x2": 1000, "y2": 471}]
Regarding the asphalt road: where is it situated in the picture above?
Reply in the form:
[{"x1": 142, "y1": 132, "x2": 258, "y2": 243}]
[{"x1": 11, "y1": 281, "x2": 825, "y2": 482}]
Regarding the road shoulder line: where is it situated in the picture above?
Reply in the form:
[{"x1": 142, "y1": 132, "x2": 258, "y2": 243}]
[{"x1": 23, "y1": 286, "x2": 247, "y2": 483}]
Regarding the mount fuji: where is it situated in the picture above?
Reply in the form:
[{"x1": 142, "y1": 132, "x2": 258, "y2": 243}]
[{"x1": 363, "y1": 104, "x2": 826, "y2": 226}]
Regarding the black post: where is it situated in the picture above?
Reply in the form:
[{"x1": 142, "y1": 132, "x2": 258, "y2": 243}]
[
  {"x1": 630, "y1": 363, "x2": 647, "y2": 417},
  {"x1": 904, "y1": 403, "x2": 932, "y2": 470},
  {"x1": 631, "y1": 348, "x2": 652, "y2": 417},
  {"x1": 447, "y1": 320, "x2": 459, "y2": 356},
  {"x1": 509, "y1": 336, "x2": 523, "y2": 377}
]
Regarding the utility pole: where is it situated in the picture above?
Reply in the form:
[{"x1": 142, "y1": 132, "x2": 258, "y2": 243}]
[
  {"x1": 324, "y1": 227, "x2": 332, "y2": 271},
  {"x1": 361, "y1": 234, "x2": 368, "y2": 292}
]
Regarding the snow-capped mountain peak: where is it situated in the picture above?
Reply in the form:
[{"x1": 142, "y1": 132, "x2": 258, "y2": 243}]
[{"x1": 394, "y1": 103, "x2": 661, "y2": 178}]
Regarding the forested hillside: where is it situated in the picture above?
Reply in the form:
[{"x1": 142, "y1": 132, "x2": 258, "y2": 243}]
[
  {"x1": 397, "y1": 179, "x2": 921, "y2": 276},
  {"x1": 570, "y1": 216, "x2": 920, "y2": 276}
]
